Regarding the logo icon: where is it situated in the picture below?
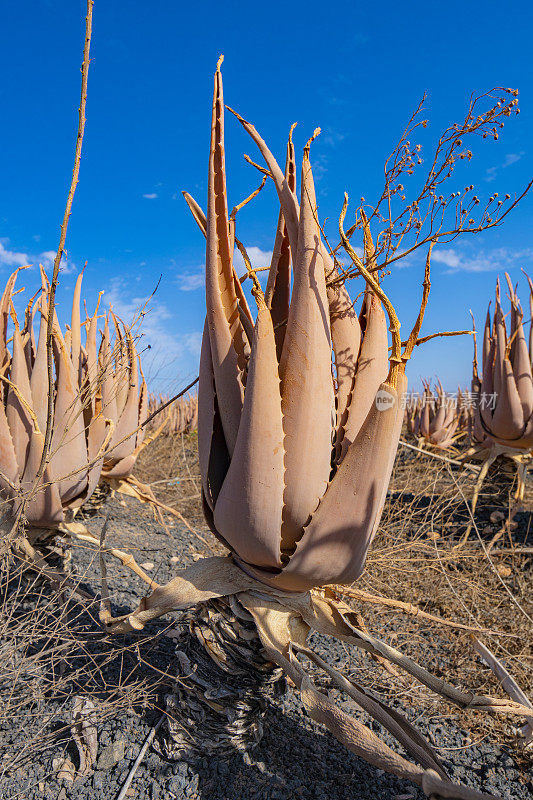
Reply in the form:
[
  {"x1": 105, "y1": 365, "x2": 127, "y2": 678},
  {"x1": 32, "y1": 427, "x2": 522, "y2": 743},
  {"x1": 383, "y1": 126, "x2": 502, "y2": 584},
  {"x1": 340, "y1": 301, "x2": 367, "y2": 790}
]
[{"x1": 375, "y1": 389, "x2": 395, "y2": 412}]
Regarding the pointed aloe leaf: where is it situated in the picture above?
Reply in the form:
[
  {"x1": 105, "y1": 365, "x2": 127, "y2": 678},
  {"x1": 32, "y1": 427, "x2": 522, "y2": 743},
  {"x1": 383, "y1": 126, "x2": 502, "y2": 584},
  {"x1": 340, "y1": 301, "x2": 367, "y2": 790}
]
[
  {"x1": 492, "y1": 289, "x2": 506, "y2": 398},
  {"x1": 214, "y1": 295, "x2": 284, "y2": 569},
  {"x1": 107, "y1": 324, "x2": 139, "y2": 463},
  {"x1": 337, "y1": 290, "x2": 388, "y2": 462},
  {"x1": 482, "y1": 307, "x2": 492, "y2": 375},
  {"x1": 490, "y1": 355, "x2": 525, "y2": 442},
  {"x1": 228, "y1": 107, "x2": 300, "y2": 259},
  {"x1": 183, "y1": 191, "x2": 208, "y2": 237},
  {"x1": 279, "y1": 150, "x2": 334, "y2": 555},
  {"x1": 70, "y1": 268, "x2": 85, "y2": 381},
  {"x1": 6, "y1": 320, "x2": 34, "y2": 474},
  {"x1": 22, "y1": 295, "x2": 37, "y2": 372},
  {"x1": 198, "y1": 321, "x2": 230, "y2": 510},
  {"x1": 30, "y1": 294, "x2": 49, "y2": 435},
  {"x1": 19, "y1": 431, "x2": 63, "y2": 527},
  {"x1": 110, "y1": 313, "x2": 129, "y2": 420},
  {"x1": 0, "y1": 269, "x2": 23, "y2": 374},
  {"x1": 265, "y1": 125, "x2": 297, "y2": 361},
  {"x1": 428, "y1": 391, "x2": 446, "y2": 436},
  {"x1": 183, "y1": 189, "x2": 254, "y2": 327},
  {"x1": 136, "y1": 367, "x2": 149, "y2": 448},
  {"x1": 205, "y1": 65, "x2": 248, "y2": 454},
  {"x1": 99, "y1": 315, "x2": 118, "y2": 432},
  {"x1": 49, "y1": 329, "x2": 89, "y2": 504},
  {"x1": 0, "y1": 401, "x2": 19, "y2": 490},
  {"x1": 83, "y1": 291, "x2": 103, "y2": 414},
  {"x1": 525, "y1": 272, "x2": 533, "y2": 366},
  {"x1": 70, "y1": 393, "x2": 108, "y2": 509},
  {"x1": 419, "y1": 388, "x2": 431, "y2": 438},
  {"x1": 511, "y1": 308, "x2": 533, "y2": 421}
]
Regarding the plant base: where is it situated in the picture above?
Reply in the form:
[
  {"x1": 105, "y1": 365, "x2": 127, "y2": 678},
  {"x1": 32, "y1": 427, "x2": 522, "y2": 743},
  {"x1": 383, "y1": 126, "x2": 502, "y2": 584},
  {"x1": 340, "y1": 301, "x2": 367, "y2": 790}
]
[{"x1": 157, "y1": 596, "x2": 286, "y2": 758}]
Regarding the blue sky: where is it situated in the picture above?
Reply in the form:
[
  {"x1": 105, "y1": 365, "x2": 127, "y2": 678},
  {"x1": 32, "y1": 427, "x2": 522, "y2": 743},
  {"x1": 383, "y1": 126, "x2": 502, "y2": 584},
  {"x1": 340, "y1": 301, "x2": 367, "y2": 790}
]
[{"x1": 1, "y1": 0, "x2": 532, "y2": 395}]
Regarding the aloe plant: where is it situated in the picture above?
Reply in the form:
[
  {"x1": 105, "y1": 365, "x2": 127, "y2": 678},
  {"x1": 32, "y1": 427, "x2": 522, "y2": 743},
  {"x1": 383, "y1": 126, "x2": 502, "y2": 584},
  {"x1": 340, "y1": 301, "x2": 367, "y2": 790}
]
[
  {"x1": 147, "y1": 392, "x2": 198, "y2": 435},
  {"x1": 99, "y1": 312, "x2": 148, "y2": 481},
  {"x1": 474, "y1": 274, "x2": 533, "y2": 455},
  {"x1": 101, "y1": 62, "x2": 533, "y2": 800},
  {"x1": 0, "y1": 268, "x2": 110, "y2": 534},
  {"x1": 461, "y1": 273, "x2": 533, "y2": 540},
  {"x1": 0, "y1": 266, "x2": 161, "y2": 590},
  {"x1": 407, "y1": 381, "x2": 462, "y2": 451}
]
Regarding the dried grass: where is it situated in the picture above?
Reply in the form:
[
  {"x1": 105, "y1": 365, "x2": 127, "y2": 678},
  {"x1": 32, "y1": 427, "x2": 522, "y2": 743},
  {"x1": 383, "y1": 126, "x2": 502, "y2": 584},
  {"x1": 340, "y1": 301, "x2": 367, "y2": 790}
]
[
  {"x1": 0, "y1": 542, "x2": 173, "y2": 776},
  {"x1": 1, "y1": 431, "x2": 531, "y2": 773},
  {"x1": 136, "y1": 432, "x2": 533, "y2": 759}
]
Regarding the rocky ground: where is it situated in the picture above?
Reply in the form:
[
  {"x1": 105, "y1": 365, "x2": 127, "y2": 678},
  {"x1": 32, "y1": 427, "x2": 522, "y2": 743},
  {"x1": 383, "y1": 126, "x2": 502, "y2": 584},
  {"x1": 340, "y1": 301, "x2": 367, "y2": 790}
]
[
  {"x1": 0, "y1": 444, "x2": 533, "y2": 800},
  {"x1": 0, "y1": 440, "x2": 532, "y2": 800}
]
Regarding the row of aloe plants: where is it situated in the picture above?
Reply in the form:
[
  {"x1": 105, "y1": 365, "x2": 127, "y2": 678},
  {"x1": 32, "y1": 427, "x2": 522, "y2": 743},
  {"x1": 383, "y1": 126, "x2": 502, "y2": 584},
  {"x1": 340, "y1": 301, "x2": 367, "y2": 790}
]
[{"x1": 3, "y1": 3, "x2": 532, "y2": 798}]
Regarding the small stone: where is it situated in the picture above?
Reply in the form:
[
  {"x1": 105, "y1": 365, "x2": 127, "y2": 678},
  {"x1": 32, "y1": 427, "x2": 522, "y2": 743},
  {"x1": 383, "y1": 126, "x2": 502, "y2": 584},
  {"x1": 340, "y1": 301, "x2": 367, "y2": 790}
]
[
  {"x1": 490, "y1": 510, "x2": 505, "y2": 523},
  {"x1": 170, "y1": 556, "x2": 179, "y2": 564},
  {"x1": 168, "y1": 776, "x2": 186, "y2": 794},
  {"x1": 97, "y1": 740, "x2": 125, "y2": 770},
  {"x1": 53, "y1": 757, "x2": 75, "y2": 783},
  {"x1": 141, "y1": 561, "x2": 155, "y2": 570},
  {"x1": 93, "y1": 771, "x2": 105, "y2": 790}
]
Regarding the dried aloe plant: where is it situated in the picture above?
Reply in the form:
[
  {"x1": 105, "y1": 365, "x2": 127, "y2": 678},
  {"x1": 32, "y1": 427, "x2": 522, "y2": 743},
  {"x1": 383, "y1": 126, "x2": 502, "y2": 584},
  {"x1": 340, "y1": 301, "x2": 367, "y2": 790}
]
[
  {"x1": 461, "y1": 273, "x2": 533, "y2": 541},
  {"x1": 407, "y1": 380, "x2": 463, "y2": 451},
  {"x1": 99, "y1": 312, "x2": 150, "y2": 482},
  {"x1": 0, "y1": 268, "x2": 110, "y2": 535},
  {"x1": 102, "y1": 61, "x2": 532, "y2": 800},
  {"x1": 147, "y1": 392, "x2": 198, "y2": 436},
  {"x1": 0, "y1": 268, "x2": 158, "y2": 586}
]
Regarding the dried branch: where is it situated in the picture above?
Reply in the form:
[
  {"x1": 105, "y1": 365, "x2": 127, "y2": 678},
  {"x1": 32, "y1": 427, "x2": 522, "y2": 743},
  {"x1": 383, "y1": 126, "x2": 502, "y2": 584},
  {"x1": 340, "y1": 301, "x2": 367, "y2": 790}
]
[
  {"x1": 333, "y1": 87, "x2": 531, "y2": 278},
  {"x1": 26, "y1": 0, "x2": 93, "y2": 522}
]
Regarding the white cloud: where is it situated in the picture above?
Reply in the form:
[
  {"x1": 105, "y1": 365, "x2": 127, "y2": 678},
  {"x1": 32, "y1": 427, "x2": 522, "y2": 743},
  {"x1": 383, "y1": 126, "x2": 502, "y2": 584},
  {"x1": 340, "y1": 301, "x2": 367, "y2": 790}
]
[
  {"x1": 182, "y1": 331, "x2": 202, "y2": 358},
  {"x1": 177, "y1": 270, "x2": 204, "y2": 291},
  {"x1": 142, "y1": 193, "x2": 158, "y2": 200},
  {"x1": 0, "y1": 240, "x2": 76, "y2": 274},
  {"x1": 485, "y1": 151, "x2": 525, "y2": 183},
  {"x1": 432, "y1": 246, "x2": 533, "y2": 274},
  {"x1": 323, "y1": 128, "x2": 345, "y2": 148},
  {"x1": 431, "y1": 248, "x2": 461, "y2": 269},
  {"x1": 0, "y1": 241, "x2": 30, "y2": 267},
  {"x1": 233, "y1": 245, "x2": 273, "y2": 277},
  {"x1": 310, "y1": 153, "x2": 328, "y2": 181},
  {"x1": 38, "y1": 249, "x2": 77, "y2": 275}
]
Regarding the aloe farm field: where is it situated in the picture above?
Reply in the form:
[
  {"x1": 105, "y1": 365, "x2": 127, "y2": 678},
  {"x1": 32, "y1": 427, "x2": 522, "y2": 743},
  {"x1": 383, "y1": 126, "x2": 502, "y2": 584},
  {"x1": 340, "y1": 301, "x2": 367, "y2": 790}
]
[{"x1": 1, "y1": 1, "x2": 533, "y2": 799}]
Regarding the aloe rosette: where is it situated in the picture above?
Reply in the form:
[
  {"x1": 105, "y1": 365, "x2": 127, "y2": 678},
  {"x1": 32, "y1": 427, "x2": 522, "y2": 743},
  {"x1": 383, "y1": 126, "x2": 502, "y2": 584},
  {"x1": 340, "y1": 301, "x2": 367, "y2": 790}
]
[
  {"x1": 474, "y1": 274, "x2": 533, "y2": 451},
  {"x1": 461, "y1": 273, "x2": 533, "y2": 533},
  {"x1": 103, "y1": 63, "x2": 524, "y2": 800},
  {"x1": 0, "y1": 267, "x2": 110, "y2": 528},
  {"x1": 407, "y1": 381, "x2": 461, "y2": 451}
]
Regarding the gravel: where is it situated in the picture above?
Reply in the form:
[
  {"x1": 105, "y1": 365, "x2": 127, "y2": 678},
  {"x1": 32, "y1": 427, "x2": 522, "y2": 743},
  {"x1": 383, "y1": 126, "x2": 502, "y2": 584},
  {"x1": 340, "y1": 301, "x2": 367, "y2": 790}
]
[{"x1": 0, "y1": 492, "x2": 531, "y2": 800}]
